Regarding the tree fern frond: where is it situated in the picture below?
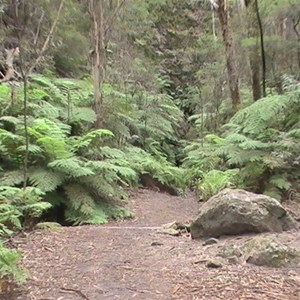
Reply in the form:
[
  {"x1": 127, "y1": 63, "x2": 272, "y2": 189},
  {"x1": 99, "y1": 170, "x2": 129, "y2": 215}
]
[
  {"x1": 33, "y1": 100, "x2": 60, "y2": 119},
  {"x1": 269, "y1": 174, "x2": 291, "y2": 190},
  {"x1": 31, "y1": 76, "x2": 68, "y2": 105},
  {"x1": 37, "y1": 136, "x2": 70, "y2": 159},
  {"x1": 230, "y1": 92, "x2": 300, "y2": 134},
  {"x1": 0, "y1": 116, "x2": 22, "y2": 126},
  {"x1": 29, "y1": 168, "x2": 65, "y2": 192},
  {"x1": 68, "y1": 107, "x2": 96, "y2": 123},
  {"x1": 80, "y1": 175, "x2": 116, "y2": 198},
  {"x1": 0, "y1": 129, "x2": 24, "y2": 144},
  {"x1": 64, "y1": 183, "x2": 95, "y2": 213},
  {"x1": 16, "y1": 144, "x2": 44, "y2": 155},
  {"x1": 238, "y1": 139, "x2": 270, "y2": 150},
  {"x1": 48, "y1": 158, "x2": 94, "y2": 177},
  {"x1": 31, "y1": 118, "x2": 71, "y2": 138},
  {"x1": 0, "y1": 170, "x2": 24, "y2": 187}
]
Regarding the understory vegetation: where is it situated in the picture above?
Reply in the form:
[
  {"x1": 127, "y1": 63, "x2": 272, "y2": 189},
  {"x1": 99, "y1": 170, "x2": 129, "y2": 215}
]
[{"x1": 0, "y1": 0, "x2": 299, "y2": 286}]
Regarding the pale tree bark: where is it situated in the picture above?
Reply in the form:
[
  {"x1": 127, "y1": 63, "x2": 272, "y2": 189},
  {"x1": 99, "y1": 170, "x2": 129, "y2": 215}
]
[
  {"x1": 213, "y1": 0, "x2": 241, "y2": 110},
  {"x1": 89, "y1": 0, "x2": 106, "y2": 129},
  {"x1": 88, "y1": 0, "x2": 125, "y2": 129},
  {"x1": 0, "y1": 47, "x2": 19, "y2": 83},
  {"x1": 292, "y1": 16, "x2": 300, "y2": 70}
]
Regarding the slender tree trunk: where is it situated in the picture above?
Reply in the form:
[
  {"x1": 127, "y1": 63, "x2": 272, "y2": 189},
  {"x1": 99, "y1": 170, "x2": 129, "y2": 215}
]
[
  {"x1": 254, "y1": 0, "x2": 266, "y2": 97},
  {"x1": 292, "y1": 17, "x2": 300, "y2": 70},
  {"x1": 216, "y1": 0, "x2": 241, "y2": 110},
  {"x1": 89, "y1": 0, "x2": 106, "y2": 128},
  {"x1": 245, "y1": 0, "x2": 261, "y2": 100},
  {"x1": 249, "y1": 52, "x2": 261, "y2": 100},
  {"x1": 22, "y1": 75, "x2": 29, "y2": 188}
]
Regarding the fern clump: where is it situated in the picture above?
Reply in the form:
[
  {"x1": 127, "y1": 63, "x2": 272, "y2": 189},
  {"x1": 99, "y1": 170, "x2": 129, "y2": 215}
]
[
  {"x1": 198, "y1": 169, "x2": 239, "y2": 201},
  {"x1": 0, "y1": 75, "x2": 184, "y2": 232},
  {"x1": 184, "y1": 79, "x2": 300, "y2": 200},
  {"x1": 0, "y1": 242, "x2": 26, "y2": 284},
  {"x1": 125, "y1": 146, "x2": 185, "y2": 189}
]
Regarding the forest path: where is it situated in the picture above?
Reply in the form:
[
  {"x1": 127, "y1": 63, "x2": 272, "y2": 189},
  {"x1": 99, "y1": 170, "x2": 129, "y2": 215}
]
[{"x1": 9, "y1": 190, "x2": 300, "y2": 300}]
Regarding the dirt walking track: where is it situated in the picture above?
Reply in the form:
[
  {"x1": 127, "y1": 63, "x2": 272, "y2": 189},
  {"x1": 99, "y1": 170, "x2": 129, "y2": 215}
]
[{"x1": 6, "y1": 189, "x2": 300, "y2": 300}]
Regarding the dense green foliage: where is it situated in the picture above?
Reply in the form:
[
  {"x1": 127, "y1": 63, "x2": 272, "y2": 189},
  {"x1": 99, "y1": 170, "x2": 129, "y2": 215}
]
[{"x1": 184, "y1": 77, "x2": 300, "y2": 200}]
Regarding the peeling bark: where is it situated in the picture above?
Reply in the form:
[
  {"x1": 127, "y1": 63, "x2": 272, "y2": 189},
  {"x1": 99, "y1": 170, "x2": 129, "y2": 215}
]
[{"x1": 0, "y1": 48, "x2": 19, "y2": 83}]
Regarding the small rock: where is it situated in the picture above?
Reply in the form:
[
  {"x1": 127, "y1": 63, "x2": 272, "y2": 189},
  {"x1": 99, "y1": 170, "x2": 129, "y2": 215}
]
[
  {"x1": 35, "y1": 222, "x2": 62, "y2": 231},
  {"x1": 162, "y1": 221, "x2": 177, "y2": 229},
  {"x1": 203, "y1": 238, "x2": 219, "y2": 246},
  {"x1": 206, "y1": 259, "x2": 223, "y2": 268},
  {"x1": 151, "y1": 241, "x2": 164, "y2": 246},
  {"x1": 162, "y1": 221, "x2": 190, "y2": 232},
  {"x1": 157, "y1": 228, "x2": 180, "y2": 236},
  {"x1": 227, "y1": 256, "x2": 240, "y2": 265},
  {"x1": 176, "y1": 223, "x2": 191, "y2": 232},
  {"x1": 217, "y1": 244, "x2": 242, "y2": 258}
]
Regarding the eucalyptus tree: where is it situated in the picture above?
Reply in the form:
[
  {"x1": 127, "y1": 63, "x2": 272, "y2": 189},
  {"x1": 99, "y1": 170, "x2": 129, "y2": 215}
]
[
  {"x1": 88, "y1": 0, "x2": 125, "y2": 129},
  {"x1": 210, "y1": 0, "x2": 241, "y2": 110}
]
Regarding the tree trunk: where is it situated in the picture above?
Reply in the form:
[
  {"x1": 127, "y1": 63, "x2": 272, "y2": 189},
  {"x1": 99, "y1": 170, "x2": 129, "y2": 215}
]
[
  {"x1": 249, "y1": 52, "x2": 261, "y2": 100},
  {"x1": 216, "y1": 0, "x2": 241, "y2": 110},
  {"x1": 89, "y1": 0, "x2": 106, "y2": 128},
  {"x1": 245, "y1": 0, "x2": 261, "y2": 100},
  {"x1": 254, "y1": 0, "x2": 266, "y2": 97},
  {"x1": 292, "y1": 17, "x2": 300, "y2": 70}
]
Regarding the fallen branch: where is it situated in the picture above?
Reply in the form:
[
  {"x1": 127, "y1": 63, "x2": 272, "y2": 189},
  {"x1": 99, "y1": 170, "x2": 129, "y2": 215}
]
[{"x1": 60, "y1": 287, "x2": 91, "y2": 300}]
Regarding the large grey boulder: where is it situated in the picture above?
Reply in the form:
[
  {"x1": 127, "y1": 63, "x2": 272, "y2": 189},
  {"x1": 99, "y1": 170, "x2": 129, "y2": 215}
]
[{"x1": 190, "y1": 189, "x2": 298, "y2": 239}]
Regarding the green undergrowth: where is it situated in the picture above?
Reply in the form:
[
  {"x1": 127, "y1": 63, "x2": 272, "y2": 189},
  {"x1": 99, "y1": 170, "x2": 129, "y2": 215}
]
[
  {"x1": 0, "y1": 75, "x2": 184, "y2": 282},
  {"x1": 183, "y1": 76, "x2": 300, "y2": 201}
]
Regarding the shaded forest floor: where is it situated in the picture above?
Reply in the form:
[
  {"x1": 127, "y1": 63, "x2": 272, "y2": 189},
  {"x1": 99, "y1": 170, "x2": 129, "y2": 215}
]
[{"x1": 5, "y1": 189, "x2": 300, "y2": 300}]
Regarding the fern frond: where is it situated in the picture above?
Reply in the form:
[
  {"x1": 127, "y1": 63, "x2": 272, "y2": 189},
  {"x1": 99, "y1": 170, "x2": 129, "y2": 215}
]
[
  {"x1": 68, "y1": 107, "x2": 96, "y2": 123},
  {"x1": 37, "y1": 136, "x2": 70, "y2": 159},
  {"x1": 32, "y1": 100, "x2": 60, "y2": 119},
  {"x1": 0, "y1": 243, "x2": 26, "y2": 283},
  {"x1": 80, "y1": 175, "x2": 116, "y2": 198},
  {"x1": 48, "y1": 158, "x2": 94, "y2": 177},
  {"x1": 230, "y1": 92, "x2": 300, "y2": 134},
  {"x1": 0, "y1": 170, "x2": 24, "y2": 187},
  {"x1": 269, "y1": 174, "x2": 291, "y2": 190},
  {"x1": 16, "y1": 144, "x2": 44, "y2": 155},
  {"x1": 29, "y1": 168, "x2": 65, "y2": 192},
  {"x1": 75, "y1": 129, "x2": 114, "y2": 150},
  {"x1": 0, "y1": 116, "x2": 22, "y2": 126}
]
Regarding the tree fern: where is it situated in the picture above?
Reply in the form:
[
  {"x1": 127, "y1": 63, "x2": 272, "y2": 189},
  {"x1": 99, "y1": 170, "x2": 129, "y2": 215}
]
[
  {"x1": 0, "y1": 170, "x2": 24, "y2": 187},
  {"x1": 183, "y1": 83, "x2": 300, "y2": 199},
  {"x1": 48, "y1": 157, "x2": 94, "y2": 177},
  {"x1": 29, "y1": 168, "x2": 65, "y2": 192}
]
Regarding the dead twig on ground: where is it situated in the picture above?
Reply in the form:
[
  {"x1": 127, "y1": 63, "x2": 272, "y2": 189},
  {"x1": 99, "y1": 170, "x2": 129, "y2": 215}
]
[{"x1": 60, "y1": 287, "x2": 91, "y2": 300}]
